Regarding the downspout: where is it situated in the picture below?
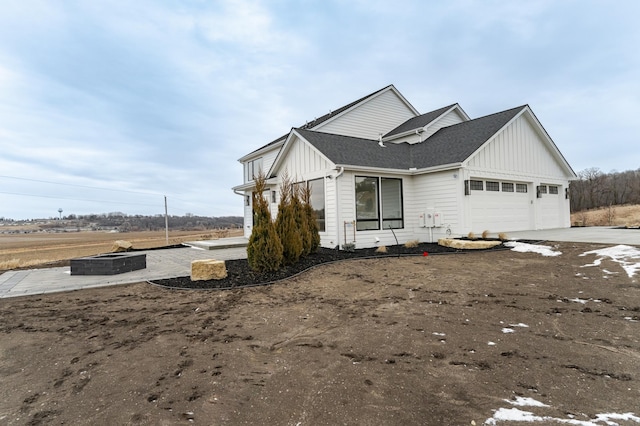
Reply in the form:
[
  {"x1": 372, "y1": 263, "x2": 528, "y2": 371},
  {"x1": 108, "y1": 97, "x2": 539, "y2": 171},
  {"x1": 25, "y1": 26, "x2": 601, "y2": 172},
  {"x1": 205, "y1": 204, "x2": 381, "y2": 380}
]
[{"x1": 333, "y1": 167, "x2": 344, "y2": 249}]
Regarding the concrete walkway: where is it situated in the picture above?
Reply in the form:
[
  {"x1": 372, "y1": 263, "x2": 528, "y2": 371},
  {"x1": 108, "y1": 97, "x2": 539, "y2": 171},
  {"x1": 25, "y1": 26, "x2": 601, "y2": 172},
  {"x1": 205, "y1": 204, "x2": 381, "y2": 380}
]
[
  {"x1": 0, "y1": 240, "x2": 248, "y2": 299},
  {"x1": 0, "y1": 229, "x2": 637, "y2": 299}
]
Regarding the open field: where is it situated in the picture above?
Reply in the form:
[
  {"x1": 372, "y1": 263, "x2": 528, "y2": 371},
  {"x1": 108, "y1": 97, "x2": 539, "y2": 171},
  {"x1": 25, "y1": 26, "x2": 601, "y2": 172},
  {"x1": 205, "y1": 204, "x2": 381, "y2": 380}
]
[
  {"x1": 571, "y1": 204, "x2": 640, "y2": 227},
  {"x1": 0, "y1": 241, "x2": 639, "y2": 425},
  {"x1": 0, "y1": 229, "x2": 243, "y2": 271}
]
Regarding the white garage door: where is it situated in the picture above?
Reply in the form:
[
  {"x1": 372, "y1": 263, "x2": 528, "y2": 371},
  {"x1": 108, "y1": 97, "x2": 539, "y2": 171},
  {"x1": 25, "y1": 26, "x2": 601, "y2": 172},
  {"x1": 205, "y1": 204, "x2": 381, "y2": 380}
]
[
  {"x1": 469, "y1": 180, "x2": 532, "y2": 232},
  {"x1": 539, "y1": 184, "x2": 563, "y2": 229}
]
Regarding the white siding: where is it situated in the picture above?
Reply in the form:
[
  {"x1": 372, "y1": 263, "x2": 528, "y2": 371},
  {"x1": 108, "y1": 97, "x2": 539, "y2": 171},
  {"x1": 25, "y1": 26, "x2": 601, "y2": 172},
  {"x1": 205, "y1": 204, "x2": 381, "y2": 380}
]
[
  {"x1": 333, "y1": 170, "x2": 461, "y2": 248},
  {"x1": 277, "y1": 137, "x2": 332, "y2": 180},
  {"x1": 467, "y1": 115, "x2": 566, "y2": 179},
  {"x1": 262, "y1": 149, "x2": 280, "y2": 178},
  {"x1": 408, "y1": 171, "x2": 461, "y2": 241},
  {"x1": 423, "y1": 110, "x2": 466, "y2": 139},
  {"x1": 318, "y1": 90, "x2": 417, "y2": 140}
]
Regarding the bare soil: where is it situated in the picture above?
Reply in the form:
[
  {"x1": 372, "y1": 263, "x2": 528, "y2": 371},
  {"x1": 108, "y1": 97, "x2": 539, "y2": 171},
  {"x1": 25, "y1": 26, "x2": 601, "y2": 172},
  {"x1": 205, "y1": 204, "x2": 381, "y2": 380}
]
[{"x1": 1, "y1": 242, "x2": 639, "y2": 425}]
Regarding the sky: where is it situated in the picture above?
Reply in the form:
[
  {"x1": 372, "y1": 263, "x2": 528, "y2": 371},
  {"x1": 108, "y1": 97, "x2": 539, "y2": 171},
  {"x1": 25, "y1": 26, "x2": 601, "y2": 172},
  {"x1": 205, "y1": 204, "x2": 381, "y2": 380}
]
[{"x1": 1, "y1": 0, "x2": 639, "y2": 220}]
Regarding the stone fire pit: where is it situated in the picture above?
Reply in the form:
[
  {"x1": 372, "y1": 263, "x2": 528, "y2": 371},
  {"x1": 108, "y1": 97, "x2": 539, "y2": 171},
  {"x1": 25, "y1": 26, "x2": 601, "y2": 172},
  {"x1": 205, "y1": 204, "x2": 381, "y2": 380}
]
[{"x1": 70, "y1": 253, "x2": 146, "y2": 276}]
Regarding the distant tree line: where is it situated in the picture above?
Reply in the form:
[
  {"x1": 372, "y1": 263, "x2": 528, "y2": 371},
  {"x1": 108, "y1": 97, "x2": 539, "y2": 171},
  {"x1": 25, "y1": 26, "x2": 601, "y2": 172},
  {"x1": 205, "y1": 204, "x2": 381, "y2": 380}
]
[
  {"x1": 51, "y1": 213, "x2": 242, "y2": 231},
  {"x1": 570, "y1": 167, "x2": 640, "y2": 212}
]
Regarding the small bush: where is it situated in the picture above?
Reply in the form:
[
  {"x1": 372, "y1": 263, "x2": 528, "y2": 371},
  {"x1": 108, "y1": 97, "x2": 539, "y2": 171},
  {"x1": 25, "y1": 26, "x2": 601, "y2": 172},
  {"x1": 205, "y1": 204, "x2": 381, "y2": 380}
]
[
  {"x1": 375, "y1": 245, "x2": 387, "y2": 253},
  {"x1": 404, "y1": 239, "x2": 419, "y2": 248},
  {"x1": 482, "y1": 230, "x2": 490, "y2": 239},
  {"x1": 498, "y1": 232, "x2": 508, "y2": 241},
  {"x1": 467, "y1": 232, "x2": 477, "y2": 240}
]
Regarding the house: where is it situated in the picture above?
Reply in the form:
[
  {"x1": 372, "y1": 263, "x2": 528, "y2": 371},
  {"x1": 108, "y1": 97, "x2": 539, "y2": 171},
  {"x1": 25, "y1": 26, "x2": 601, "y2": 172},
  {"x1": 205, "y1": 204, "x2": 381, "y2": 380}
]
[{"x1": 233, "y1": 85, "x2": 576, "y2": 249}]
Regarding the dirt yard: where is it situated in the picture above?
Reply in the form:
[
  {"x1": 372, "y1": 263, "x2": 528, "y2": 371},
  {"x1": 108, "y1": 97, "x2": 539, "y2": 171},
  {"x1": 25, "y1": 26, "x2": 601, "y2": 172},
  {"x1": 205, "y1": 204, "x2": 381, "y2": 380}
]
[{"x1": 1, "y1": 242, "x2": 639, "y2": 425}]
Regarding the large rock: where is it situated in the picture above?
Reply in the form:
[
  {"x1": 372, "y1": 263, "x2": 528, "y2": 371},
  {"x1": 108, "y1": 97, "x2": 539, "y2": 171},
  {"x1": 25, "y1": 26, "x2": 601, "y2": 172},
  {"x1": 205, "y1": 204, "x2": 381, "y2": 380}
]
[
  {"x1": 112, "y1": 240, "x2": 133, "y2": 252},
  {"x1": 438, "y1": 238, "x2": 502, "y2": 250},
  {"x1": 191, "y1": 259, "x2": 227, "y2": 281}
]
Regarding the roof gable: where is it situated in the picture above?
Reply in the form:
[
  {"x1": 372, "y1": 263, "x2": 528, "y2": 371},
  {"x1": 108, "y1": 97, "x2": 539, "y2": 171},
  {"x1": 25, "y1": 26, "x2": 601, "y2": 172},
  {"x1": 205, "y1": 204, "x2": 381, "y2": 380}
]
[
  {"x1": 383, "y1": 104, "x2": 464, "y2": 139},
  {"x1": 240, "y1": 85, "x2": 417, "y2": 161}
]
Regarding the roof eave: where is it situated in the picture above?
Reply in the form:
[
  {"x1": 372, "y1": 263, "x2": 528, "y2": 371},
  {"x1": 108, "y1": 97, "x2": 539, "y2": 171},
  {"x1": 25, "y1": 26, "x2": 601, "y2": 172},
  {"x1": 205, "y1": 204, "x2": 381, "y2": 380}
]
[{"x1": 238, "y1": 139, "x2": 285, "y2": 162}]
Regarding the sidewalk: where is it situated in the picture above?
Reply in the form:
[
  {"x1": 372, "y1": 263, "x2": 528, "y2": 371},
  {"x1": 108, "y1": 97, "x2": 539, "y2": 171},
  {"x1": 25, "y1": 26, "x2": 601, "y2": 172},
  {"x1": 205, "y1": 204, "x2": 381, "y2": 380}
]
[{"x1": 0, "y1": 244, "x2": 247, "y2": 299}]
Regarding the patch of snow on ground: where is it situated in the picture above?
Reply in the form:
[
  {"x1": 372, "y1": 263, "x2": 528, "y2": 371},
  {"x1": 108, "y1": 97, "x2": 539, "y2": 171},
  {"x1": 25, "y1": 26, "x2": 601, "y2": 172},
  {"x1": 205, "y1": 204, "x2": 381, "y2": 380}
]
[
  {"x1": 505, "y1": 396, "x2": 549, "y2": 407},
  {"x1": 485, "y1": 398, "x2": 640, "y2": 425},
  {"x1": 509, "y1": 323, "x2": 529, "y2": 328},
  {"x1": 504, "y1": 241, "x2": 562, "y2": 257},
  {"x1": 580, "y1": 245, "x2": 640, "y2": 278},
  {"x1": 502, "y1": 328, "x2": 515, "y2": 333},
  {"x1": 487, "y1": 341, "x2": 496, "y2": 346},
  {"x1": 569, "y1": 298, "x2": 588, "y2": 304}
]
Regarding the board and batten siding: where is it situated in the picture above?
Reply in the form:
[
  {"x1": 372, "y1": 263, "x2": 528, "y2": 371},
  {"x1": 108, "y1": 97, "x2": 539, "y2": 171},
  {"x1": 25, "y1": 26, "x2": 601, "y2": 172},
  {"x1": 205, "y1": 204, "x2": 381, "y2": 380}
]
[
  {"x1": 466, "y1": 114, "x2": 566, "y2": 179},
  {"x1": 276, "y1": 137, "x2": 333, "y2": 180},
  {"x1": 318, "y1": 90, "x2": 417, "y2": 140}
]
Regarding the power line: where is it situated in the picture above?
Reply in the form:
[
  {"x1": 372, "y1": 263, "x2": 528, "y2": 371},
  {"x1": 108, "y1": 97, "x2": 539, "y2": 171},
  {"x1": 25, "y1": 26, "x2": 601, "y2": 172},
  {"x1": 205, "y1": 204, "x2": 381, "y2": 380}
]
[{"x1": 0, "y1": 174, "x2": 163, "y2": 196}]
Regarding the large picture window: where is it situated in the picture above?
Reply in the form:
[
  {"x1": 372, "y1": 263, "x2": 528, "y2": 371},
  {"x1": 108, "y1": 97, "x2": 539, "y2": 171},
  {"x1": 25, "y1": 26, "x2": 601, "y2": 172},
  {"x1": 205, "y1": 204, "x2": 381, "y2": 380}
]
[
  {"x1": 308, "y1": 178, "x2": 325, "y2": 232},
  {"x1": 355, "y1": 176, "x2": 403, "y2": 231}
]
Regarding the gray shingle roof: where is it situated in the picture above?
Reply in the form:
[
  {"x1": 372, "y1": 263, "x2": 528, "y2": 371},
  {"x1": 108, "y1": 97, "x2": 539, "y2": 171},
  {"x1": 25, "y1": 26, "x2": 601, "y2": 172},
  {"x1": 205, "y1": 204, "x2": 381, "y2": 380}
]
[
  {"x1": 383, "y1": 104, "x2": 457, "y2": 138},
  {"x1": 296, "y1": 105, "x2": 526, "y2": 170}
]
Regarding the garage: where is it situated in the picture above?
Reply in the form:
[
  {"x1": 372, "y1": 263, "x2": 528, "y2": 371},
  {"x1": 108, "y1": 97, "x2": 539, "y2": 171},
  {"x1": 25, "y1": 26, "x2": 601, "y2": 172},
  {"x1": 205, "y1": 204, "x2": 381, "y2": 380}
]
[{"x1": 468, "y1": 179, "x2": 533, "y2": 233}]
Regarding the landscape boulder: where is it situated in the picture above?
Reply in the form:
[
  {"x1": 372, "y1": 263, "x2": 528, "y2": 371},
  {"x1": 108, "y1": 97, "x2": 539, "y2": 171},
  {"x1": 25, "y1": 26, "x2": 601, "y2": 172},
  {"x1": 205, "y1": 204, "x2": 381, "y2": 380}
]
[
  {"x1": 112, "y1": 240, "x2": 133, "y2": 252},
  {"x1": 438, "y1": 238, "x2": 502, "y2": 250},
  {"x1": 191, "y1": 259, "x2": 227, "y2": 281}
]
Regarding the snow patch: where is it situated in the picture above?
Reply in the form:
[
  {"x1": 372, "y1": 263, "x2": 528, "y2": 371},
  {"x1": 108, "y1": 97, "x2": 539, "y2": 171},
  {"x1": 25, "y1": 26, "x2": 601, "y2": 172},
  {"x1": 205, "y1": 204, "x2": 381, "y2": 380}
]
[
  {"x1": 504, "y1": 241, "x2": 562, "y2": 257},
  {"x1": 501, "y1": 328, "x2": 515, "y2": 333},
  {"x1": 509, "y1": 323, "x2": 529, "y2": 328},
  {"x1": 580, "y1": 245, "x2": 640, "y2": 278},
  {"x1": 506, "y1": 396, "x2": 549, "y2": 407}
]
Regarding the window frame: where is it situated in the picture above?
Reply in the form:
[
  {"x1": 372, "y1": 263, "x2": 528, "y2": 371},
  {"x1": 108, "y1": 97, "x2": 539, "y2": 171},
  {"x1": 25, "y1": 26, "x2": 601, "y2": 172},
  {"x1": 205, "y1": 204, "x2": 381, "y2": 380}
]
[
  {"x1": 307, "y1": 178, "x2": 326, "y2": 232},
  {"x1": 516, "y1": 183, "x2": 528, "y2": 193},
  {"x1": 501, "y1": 182, "x2": 514, "y2": 192},
  {"x1": 355, "y1": 176, "x2": 404, "y2": 231},
  {"x1": 470, "y1": 180, "x2": 484, "y2": 191},
  {"x1": 486, "y1": 181, "x2": 500, "y2": 192}
]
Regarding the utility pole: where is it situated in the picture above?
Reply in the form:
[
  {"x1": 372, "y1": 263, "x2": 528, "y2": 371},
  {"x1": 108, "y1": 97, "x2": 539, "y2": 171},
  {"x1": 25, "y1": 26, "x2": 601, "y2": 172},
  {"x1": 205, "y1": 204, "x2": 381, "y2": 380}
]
[{"x1": 164, "y1": 196, "x2": 169, "y2": 245}]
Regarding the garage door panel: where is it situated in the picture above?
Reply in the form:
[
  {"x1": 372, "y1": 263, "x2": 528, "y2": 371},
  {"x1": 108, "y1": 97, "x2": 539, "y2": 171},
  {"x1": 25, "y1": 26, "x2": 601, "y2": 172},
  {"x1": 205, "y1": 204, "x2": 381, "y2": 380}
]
[{"x1": 470, "y1": 187, "x2": 532, "y2": 232}]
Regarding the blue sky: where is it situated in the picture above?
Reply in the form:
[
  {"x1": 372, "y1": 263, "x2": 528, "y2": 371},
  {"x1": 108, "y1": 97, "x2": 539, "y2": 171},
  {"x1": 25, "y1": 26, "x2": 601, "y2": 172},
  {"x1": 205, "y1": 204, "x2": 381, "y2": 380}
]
[{"x1": 1, "y1": 0, "x2": 638, "y2": 220}]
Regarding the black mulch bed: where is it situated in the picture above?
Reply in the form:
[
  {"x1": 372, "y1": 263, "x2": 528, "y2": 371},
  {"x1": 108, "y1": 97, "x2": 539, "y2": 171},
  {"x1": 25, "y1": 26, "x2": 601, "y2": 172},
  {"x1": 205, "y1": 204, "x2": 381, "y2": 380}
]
[{"x1": 149, "y1": 242, "x2": 507, "y2": 291}]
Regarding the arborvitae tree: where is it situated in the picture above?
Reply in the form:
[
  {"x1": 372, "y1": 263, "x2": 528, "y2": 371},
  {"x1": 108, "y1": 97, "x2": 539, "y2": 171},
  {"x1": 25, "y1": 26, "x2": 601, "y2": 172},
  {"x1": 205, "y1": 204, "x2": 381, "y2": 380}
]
[
  {"x1": 293, "y1": 184, "x2": 313, "y2": 256},
  {"x1": 301, "y1": 184, "x2": 321, "y2": 254},
  {"x1": 247, "y1": 173, "x2": 283, "y2": 272},
  {"x1": 275, "y1": 172, "x2": 303, "y2": 265}
]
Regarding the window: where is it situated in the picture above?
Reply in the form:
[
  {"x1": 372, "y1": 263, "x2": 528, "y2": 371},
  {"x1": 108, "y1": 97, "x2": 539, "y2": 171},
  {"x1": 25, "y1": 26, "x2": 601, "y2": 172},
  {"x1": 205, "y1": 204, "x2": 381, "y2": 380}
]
[
  {"x1": 470, "y1": 180, "x2": 484, "y2": 191},
  {"x1": 381, "y1": 178, "x2": 403, "y2": 229},
  {"x1": 355, "y1": 176, "x2": 403, "y2": 231},
  {"x1": 502, "y1": 182, "x2": 514, "y2": 192},
  {"x1": 355, "y1": 177, "x2": 379, "y2": 230},
  {"x1": 539, "y1": 185, "x2": 547, "y2": 194},
  {"x1": 486, "y1": 181, "x2": 499, "y2": 191},
  {"x1": 271, "y1": 191, "x2": 277, "y2": 203},
  {"x1": 516, "y1": 183, "x2": 528, "y2": 193},
  {"x1": 548, "y1": 185, "x2": 559, "y2": 195},
  {"x1": 244, "y1": 158, "x2": 263, "y2": 182},
  {"x1": 308, "y1": 178, "x2": 325, "y2": 232},
  {"x1": 245, "y1": 195, "x2": 250, "y2": 206}
]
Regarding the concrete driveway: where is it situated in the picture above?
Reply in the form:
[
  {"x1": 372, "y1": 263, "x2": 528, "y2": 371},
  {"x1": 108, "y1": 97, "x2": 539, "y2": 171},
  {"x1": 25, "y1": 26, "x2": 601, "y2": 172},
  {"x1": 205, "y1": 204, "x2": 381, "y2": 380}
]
[{"x1": 507, "y1": 226, "x2": 639, "y2": 245}]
